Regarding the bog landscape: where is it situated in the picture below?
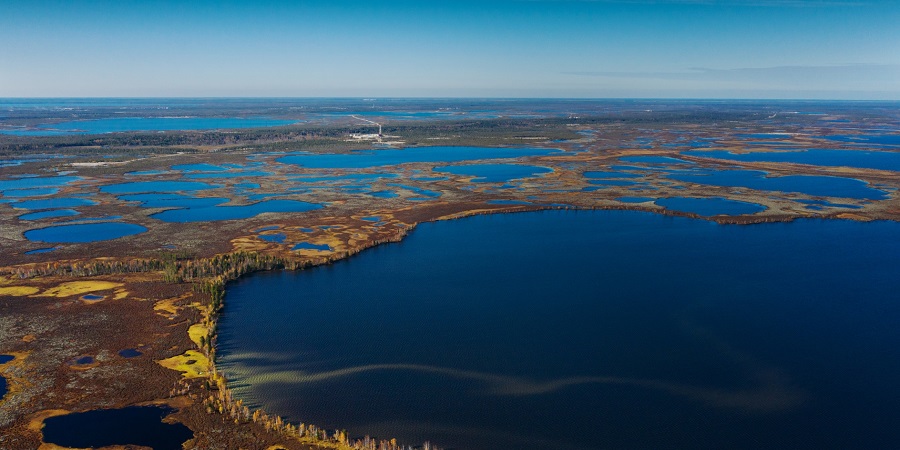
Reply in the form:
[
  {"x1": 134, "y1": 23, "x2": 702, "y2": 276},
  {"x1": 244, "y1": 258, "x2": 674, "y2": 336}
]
[
  {"x1": 1, "y1": 1, "x2": 899, "y2": 450},
  {"x1": 1, "y1": 98, "x2": 899, "y2": 449}
]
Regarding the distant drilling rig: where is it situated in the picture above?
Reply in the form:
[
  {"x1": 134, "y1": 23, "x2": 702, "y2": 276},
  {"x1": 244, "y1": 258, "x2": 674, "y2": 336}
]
[{"x1": 349, "y1": 115, "x2": 383, "y2": 141}]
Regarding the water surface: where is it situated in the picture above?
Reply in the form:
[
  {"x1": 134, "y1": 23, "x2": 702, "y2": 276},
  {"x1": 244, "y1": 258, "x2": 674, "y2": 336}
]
[
  {"x1": 821, "y1": 134, "x2": 900, "y2": 147},
  {"x1": 2, "y1": 187, "x2": 60, "y2": 197},
  {"x1": 13, "y1": 197, "x2": 96, "y2": 210},
  {"x1": 655, "y1": 197, "x2": 766, "y2": 216},
  {"x1": 18, "y1": 209, "x2": 81, "y2": 221},
  {"x1": 25, "y1": 222, "x2": 147, "y2": 243},
  {"x1": 150, "y1": 199, "x2": 322, "y2": 222},
  {"x1": 0, "y1": 175, "x2": 81, "y2": 191},
  {"x1": 218, "y1": 211, "x2": 900, "y2": 450},
  {"x1": 100, "y1": 181, "x2": 219, "y2": 194},
  {"x1": 683, "y1": 149, "x2": 900, "y2": 172},
  {"x1": 41, "y1": 406, "x2": 193, "y2": 450},
  {"x1": 434, "y1": 164, "x2": 551, "y2": 182},
  {"x1": 667, "y1": 169, "x2": 886, "y2": 200}
]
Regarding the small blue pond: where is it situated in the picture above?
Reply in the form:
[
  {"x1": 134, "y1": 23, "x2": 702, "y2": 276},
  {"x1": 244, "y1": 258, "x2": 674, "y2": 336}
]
[
  {"x1": 25, "y1": 222, "x2": 147, "y2": 243},
  {"x1": 796, "y1": 199, "x2": 861, "y2": 210},
  {"x1": 100, "y1": 181, "x2": 219, "y2": 194},
  {"x1": 683, "y1": 149, "x2": 900, "y2": 172},
  {"x1": 41, "y1": 406, "x2": 193, "y2": 450},
  {"x1": 25, "y1": 247, "x2": 58, "y2": 254},
  {"x1": 74, "y1": 356, "x2": 94, "y2": 365},
  {"x1": 668, "y1": 169, "x2": 887, "y2": 200},
  {"x1": 278, "y1": 146, "x2": 560, "y2": 169},
  {"x1": 293, "y1": 242, "x2": 332, "y2": 251},
  {"x1": 368, "y1": 190, "x2": 398, "y2": 199},
  {"x1": 13, "y1": 197, "x2": 96, "y2": 210},
  {"x1": 118, "y1": 349, "x2": 143, "y2": 358},
  {"x1": 81, "y1": 294, "x2": 104, "y2": 301},
  {"x1": 172, "y1": 163, "x2": 228, "y2": 172},
  {"x1": 0, "y1": 355, "x2": 11, "y2": 398},
  {"x1": 259, "y1": 233, "x2": 287, "y2": 243},
  {"x1": 434, "y1": 164, "x2": 552, "y2": 183},
  {"x1": 119, "y1": 193, "x2": 229, "y2": 209},
  {"x1": 2, "y1": 187, "x2": 59, "y2": 197},
  {"x1": 655, "y1": 197, "x2": 767, "y2": 216},
  {"x1": 0, "y1": 175, "x2": 81, "y2": 191},
  {"x1": 18, "y1": 209, "x2": 81, "y2": 221},
  {"x1": 150, "y1": 200, "x2": 323, "y2": 222}
]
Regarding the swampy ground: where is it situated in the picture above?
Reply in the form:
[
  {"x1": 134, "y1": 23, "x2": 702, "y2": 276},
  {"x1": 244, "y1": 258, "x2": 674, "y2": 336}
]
[{"x1": 0, "y1": 99, "x2": 898, "y2": 449}]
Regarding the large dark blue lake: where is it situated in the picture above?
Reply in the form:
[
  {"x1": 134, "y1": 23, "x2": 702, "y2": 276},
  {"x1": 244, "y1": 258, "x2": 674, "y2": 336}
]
[{"x1": 217, "y1": 211, "x2": 900, "y2": 450}]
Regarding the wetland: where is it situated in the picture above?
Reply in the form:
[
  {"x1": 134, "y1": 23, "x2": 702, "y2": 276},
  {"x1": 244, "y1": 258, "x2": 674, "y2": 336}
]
[{"x1": 1, "y1": 98, "x2": 899, "y2": 450}]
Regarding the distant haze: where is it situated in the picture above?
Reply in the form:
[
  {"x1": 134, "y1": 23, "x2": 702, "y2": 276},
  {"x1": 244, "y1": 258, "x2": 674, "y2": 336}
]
[{"x1": 1, "y1": 0, "x2": 898, "y2": 99}]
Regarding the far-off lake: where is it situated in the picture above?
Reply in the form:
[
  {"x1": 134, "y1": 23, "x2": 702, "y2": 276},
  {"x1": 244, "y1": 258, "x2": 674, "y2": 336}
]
[{"x1": 217, "y1": 210, "x2": 900, "y2": 450}]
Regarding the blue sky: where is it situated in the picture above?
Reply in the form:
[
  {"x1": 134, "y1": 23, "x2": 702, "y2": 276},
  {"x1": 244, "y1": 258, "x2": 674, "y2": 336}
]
[{"x1": 1, "y1": 0, "x2": 898, "y2": 98}]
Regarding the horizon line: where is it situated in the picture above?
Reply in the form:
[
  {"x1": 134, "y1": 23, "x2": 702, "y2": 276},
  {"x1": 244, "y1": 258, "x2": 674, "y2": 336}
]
[{"x1": 2, "y1": 96, "x2": 900, "y2": 102}]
